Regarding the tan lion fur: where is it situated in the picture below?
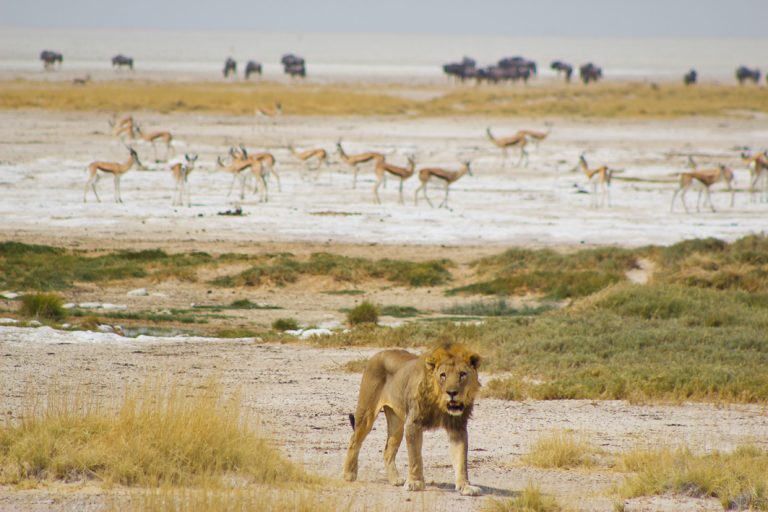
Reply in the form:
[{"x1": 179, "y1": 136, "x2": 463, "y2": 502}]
[{"x1": 342, "y1": 343, "x2": 482, "y2": 496}]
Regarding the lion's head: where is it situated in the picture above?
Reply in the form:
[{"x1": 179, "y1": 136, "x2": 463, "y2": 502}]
[{"x1": 424, "y1": 343, "x2": 481, "y2": 417}]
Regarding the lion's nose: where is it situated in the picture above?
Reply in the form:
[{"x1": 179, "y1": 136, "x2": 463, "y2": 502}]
[{"x1": 447, "y1": 390, "x2": 458, "y2": 399}]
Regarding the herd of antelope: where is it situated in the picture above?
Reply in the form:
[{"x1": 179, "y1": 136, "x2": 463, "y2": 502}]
[{"x1": 85, "y1": 112, "x2": 768, "y2": 212}]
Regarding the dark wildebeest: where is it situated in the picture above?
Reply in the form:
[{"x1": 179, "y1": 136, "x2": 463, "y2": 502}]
[
  {"x1": 281, "y1": 54, "x2": 306, "y2": 78},
  {"x1": 579, "y1": 63, "x2": 603, "y2": 84},
  {"x1": 245, "y1": 60, "x2": 262, "y2": 79},
  {"x1": 223, "y1": 57, "x2": 237, "y2": 78},
  {"x1": 551, "y1": 60, "x2": 573, "y2": 83},
  {"x1": 683, "y1": 69, "x2": 697, "y2": 86},
  {"x1": 111, "y1": 54, "x2": 134, "y2": 71},
  {"x1": 498, "y1": 56, "x2": 537, "y2": 77},
  {"x1": 40, "y1": 50, "x2": 63, "y2": 70},
  {"x1": 442, "y1": 56, "x2": 477, "y2": 83},
  {"x1": 736, "y1": 66, "x2": 760, "y2": 85}
]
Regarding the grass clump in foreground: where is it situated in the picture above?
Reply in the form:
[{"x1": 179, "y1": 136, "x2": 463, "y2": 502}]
[
  {"x1": 0, "y1": 379, "x2": 313, "y2": 487},
  {"x1": 272, "y1": 317, "x2": 300, "y2": 331},
  {"x1": 618, "y1": 445, "x2": 768, "y2": 510},
  {"x1": 483, "y1": 483, "x2": 561, "y2": 512},
  {"x1": 347, "y1": 301, "x2": 379, "y2": 326},
  {"x1": 522, "y1": 431, "x2": 599, "y2": 469},
  {"x1": 18, "y1": 292, "x2": 67, "y2": 322}
]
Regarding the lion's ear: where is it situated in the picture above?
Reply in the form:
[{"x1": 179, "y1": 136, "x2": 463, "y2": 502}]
[
  {"x1": 425, "y1": 356, "x2": 437, "y2": 371},
  {"x1": 467, "y1": 352, "x2": 481, "y2": 370}
]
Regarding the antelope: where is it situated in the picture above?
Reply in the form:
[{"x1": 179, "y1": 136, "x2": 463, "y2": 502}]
[
  {"x1": 288, "y1": 143, "x2": 328, "y2": 175},
  {"x1": 84, "y1": 147, "x2": 144, "y2": 203},
  {"x1": 518, "y1": 124, "x2": 552, "y2": 150},
  {"x1": 170, "y1": 153, "x2": 198, "y2": 207},
  {"x1": 742, "y1": 151, "x2": 768, "y2": 202},
  {"x1": 108, "y1": 114, "x2": 134, "y2": 141},
  {"x1": 336, "y1": 140, "x2": 385, "y2": 189},
  {"x1": 414, "y1": 161, "x2": 472, "y2": 209},
  {"x1": 135, "y1": 124, "x2": 174, "y2": 161},
  {"x1": 255, "y1": 102, "x2": 282, "y2": 118},
  {"x1": 215, "y1": 155, "x2": 254, "y2": 200},
  {"x1": 486, "y1": 128, "x2": 528, "y2": 167},
  {"x1": 373, "y1": 155, "x2": 415, "y2": 205},
  {"x1": 577, "y1": 153, "x2": 612, "y2": 208},
  {"x1": 230, "y1": 145, "x2": 281, "y2": 192},
  {"x1": 670, "y1": 162, "x2": 735, "y2": 213}
]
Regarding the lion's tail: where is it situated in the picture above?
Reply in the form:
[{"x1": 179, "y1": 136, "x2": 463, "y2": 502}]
[{"x1": 348, "y1": 413, "x2": 355, "y2": 429}]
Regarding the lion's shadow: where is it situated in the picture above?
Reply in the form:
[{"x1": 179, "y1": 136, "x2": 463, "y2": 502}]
[{"x1": 430, "y1": 481, "x2": 517, "y2": 497}]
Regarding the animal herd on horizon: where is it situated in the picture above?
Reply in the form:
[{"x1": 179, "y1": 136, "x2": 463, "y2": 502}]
[
  {"x1": 37, "y1": 49, "x2": 765, "y2": 86},
  {"x1": 84, "y1": 109, "x2": 768, "y2": 213}
]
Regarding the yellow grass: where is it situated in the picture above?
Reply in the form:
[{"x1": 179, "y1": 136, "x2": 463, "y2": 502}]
[
  {"x1": 618, "y1": 445, "x2": 768, "y2": 510},
  {"x1": 1, "y1": 80, "x2": 767, "y2": 118},
  {"x1": 483, "y1": 483, "x2": 562, "y2": 512},
  {"x1": 522, "y1": 430, "x2": 599, "y2": 469},
  {"x1": 0, "y1": 378, "x2": 314, "y2": 487}
]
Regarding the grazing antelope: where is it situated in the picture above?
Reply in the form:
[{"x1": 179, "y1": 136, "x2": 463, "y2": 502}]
[
  {"x1": 742, "y1": 151, "x2": 768, "y2": 202},
  {"x1": 577, "y1": 153, "x2": 612, "y2": 208},
  {"x1": 170, "y1": 153, "x2": 198, "y2": 207},
  {"x1": 84, "y1": 147, "x2": 144, "y2": 203},
  {"x1": 135, "y1": 124, "x2": 174, "y2": 161},
  {"x1": 414, "y1": 161, "x2": 472, "y2": 209},
  {"x1": 670, "y1": 163, "x2": 735, "y2": 213},
  {"x1": 518, "y1": 124, "x2": 552, "y2": 150},
  {"x1": 486, "y1": 128, "x2": 528, "y2": 167},
  {"x1": 230, "y1": 145, "x2": 281, "y2": 192},
  {"x1": 336, "y1": 141, "x2": 385, "y2": 189},
  {"x1": 215, "y1": 155, "x2": 253, "y2": 200},
  {"x1": 288, "y1": 143, "x2": 328, "y2": 175},
  {"x1": 373, "y1": 155, "x2": 415, "y2": 205},
  {"x1": 108, "y1": 114, "x2": 135, "y2": 141}
]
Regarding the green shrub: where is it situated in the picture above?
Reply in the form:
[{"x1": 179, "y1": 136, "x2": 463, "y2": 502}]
[
  {"x1": 19, "y1": 293, "x2": 66, "y2": 322},
  {"x1": 272, "y1": 318, "x2": 300, "y2": 331},
  {"x1": 347, "y1": 301, "x2": 379, "y2": 326}
]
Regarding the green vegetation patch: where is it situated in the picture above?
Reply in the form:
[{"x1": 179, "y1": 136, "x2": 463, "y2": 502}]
[
  {"x1": 19, "y1": 292, "x2": 66, "y2": 322},
  {"x1": 347, "y1": 301, "x2": 379, "y2": 326},
  {"x1": 443, "y1": 299, "x2": 555, "y2": 317}
]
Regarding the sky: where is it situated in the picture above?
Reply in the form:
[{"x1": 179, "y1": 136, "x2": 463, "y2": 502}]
[{"x1": 1, "y1": 0, "x2": 767, "y2": 37}]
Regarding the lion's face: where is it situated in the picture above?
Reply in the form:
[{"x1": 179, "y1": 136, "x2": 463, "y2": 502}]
[{"x1": 426, "y1": 345, "x2": 481, "y2": 417}]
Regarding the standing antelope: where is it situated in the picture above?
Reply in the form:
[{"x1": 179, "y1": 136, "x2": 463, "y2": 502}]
[
  {"x1": 578, "y1": 153, "x2": 613, "y2": 208},
  {"x1": 84, "y1": 147, "x2": 144, "y2": 203},
  {"x1": 742, "y1": 151, "x2": 768, "y2": 202},
  {"x1": 486, "y1": 128, "x2": 528, "y2": 167},
  {"x1": 670, "y1": 163, "x2": 735, "y2": 213},
  {"x1": 518, "y1": 124, "x2": 552, "y2": 150},
  {"x1": 170, "y1": 154, "x2": 198, "y2": 207},
  {"x1": 216, "y1": 155, "x2": 253, "y2": 200},
  {"x1": 414, "y1": 161, "x2": 472, "y2": 209},
  {"x1": 336, "y1": 141, "x2": 385, "y2": 189},
  {"x1": 108, "y1": 114, "x2": 135, "y2": 141},
  {"x1": 288, "y1": 143, "x2": 328, "y2": 175},
  {"x1": 135, "y1": 124, "x2": 174, "y2": 161},
  {"x1": 373, "y1": 155, "x2": 415, "y2": 205},
  {"x1": 231, "y1": 145, "x2": 281, "y2": 192}
]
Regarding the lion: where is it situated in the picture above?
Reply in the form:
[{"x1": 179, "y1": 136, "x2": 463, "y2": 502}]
[{"x1": 342, "y1": 343, "x2": 482, "y2": 496}]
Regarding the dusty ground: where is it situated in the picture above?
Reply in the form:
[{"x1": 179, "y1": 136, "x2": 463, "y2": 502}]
[
  {"x1": 1, "y1": 328, "x2": 766, "y2": 512},
  {"x1": 1, "y1": 106, "x2": 767, "y2": 510}
]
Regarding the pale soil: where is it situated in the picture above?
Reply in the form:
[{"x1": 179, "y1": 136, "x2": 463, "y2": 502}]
[
  {"x1": 1, "y1": 331, "x2": 766, "y2": 512},
  {"x1": 1, "y1": 107, "x2": 767, "y2": 510}
]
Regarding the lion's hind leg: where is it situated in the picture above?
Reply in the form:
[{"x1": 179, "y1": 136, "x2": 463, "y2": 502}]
[
  {"x1": 383, "y1": 407, "x2": 405, "y2": 486},
  {"x1": 343, "y1": 365, "x2": 386, "y2": 482}
]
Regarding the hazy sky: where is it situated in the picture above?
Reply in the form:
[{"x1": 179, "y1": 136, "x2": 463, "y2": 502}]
[{"x1": 1, "y1": 0, "x2": 767, "y2": 37}]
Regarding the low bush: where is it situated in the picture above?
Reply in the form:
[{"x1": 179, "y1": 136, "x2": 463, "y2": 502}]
[{"x1": 19, "y1": 292, "x2": 66, "y2": 322}]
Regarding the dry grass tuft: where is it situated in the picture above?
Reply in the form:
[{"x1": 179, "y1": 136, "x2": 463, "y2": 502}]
[
  {"x1": 0, "y1": 378, "x2": 313, "y2": 487},
  {"x1": 483, "y1": 483, "x2": 562, "y2": 512},
  {"x1": 522, "y1": 431, "x2": 599, "y2": 469}
]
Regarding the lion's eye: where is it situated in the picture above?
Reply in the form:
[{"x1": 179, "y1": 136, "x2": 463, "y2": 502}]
[
  {"x1": 459, "y1": 371, "x2": 467, "y2": 380},
  {"x1": 439, "y1": 373, "x2": 447, "y2": 381}
]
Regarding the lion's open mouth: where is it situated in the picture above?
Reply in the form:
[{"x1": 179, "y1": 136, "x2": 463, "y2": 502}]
[{"x1": 447, "y1": 400, "x2": 465, "y2": 414}]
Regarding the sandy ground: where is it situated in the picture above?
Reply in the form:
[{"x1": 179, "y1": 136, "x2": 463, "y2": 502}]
[
  {"x1": 1, "y1": 108, "x2": 768, "y2": 510},
  {"x1": 1, "y1": 327, "x2": 767, "y2": 512}
]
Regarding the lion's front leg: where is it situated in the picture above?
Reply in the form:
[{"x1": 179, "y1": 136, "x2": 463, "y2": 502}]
[
  {"x1": 448, "y1": 427, "x2": 481, "y2": 496},
  {"x1": 403, "y1": 418, "x2": 425, "y2": 491}
]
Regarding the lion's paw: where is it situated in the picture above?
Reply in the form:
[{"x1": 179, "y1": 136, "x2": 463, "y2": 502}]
[
  {"x1": 343, "y1": 471, "x2": 357, "y2": 482},
  {"x1": 388, "y1": 476, "x2": 405, "y2": 486},
  {"x1": 404, "y1": 478, "x2": 426, "y2": 491},
  {"x1": 458, "y1": 484, "x2": 482, "y2": 496}
]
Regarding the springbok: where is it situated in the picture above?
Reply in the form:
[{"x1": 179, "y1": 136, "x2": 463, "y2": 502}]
[
  {"x1": 742, "y1": 151, "x2": 768, "y2": 202},
  {"x1": 577, "y1": 153, "x2": 612, "y2": 208},
  {"x1": 108, "y1": 114, "x2": 135, "y2": 141},
  {"x1": 336, "y1": 140, "x2": 385, "y2": 189},
  {"x1": 414, "y1": 161, "x2": 472, "y2": 209},
  {"x1": 135, "y1": 124, "x2": 174, "y2": 161},
  {"x1": 170, "y1": 154, "x2": 198, "y2": 207},
  {"x1": 486, "y1": 128, "x2": 528, "y2": 166},
  {"x1": 230, "y1": 145, "x2": 281, "y2": 192},
  {"x1": 288, "y1": 143, "x2": 328, "y2": 177},
  {"x1": 84, "y1": 147, "x2": 144, "y2": 203},
  {"x1": 670, "y1": 161, "x2": 735, "y2": 213},
  {"x1": 215, "y1": 155, "x2": 253, "y2": 200},
  {"x1": 373, "y1": 155, "x2": 415, "y2": 205}
]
